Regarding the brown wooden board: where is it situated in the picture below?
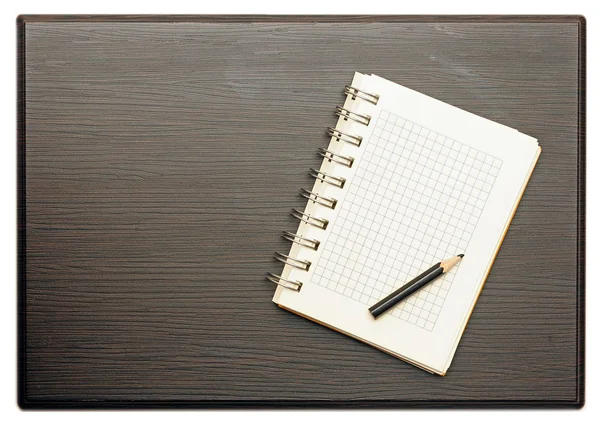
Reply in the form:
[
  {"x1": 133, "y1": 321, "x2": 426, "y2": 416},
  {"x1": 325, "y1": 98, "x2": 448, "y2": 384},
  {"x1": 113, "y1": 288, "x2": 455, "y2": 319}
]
[{"x1": 17, "y1": 15, "x2": 585, "y2": 408}]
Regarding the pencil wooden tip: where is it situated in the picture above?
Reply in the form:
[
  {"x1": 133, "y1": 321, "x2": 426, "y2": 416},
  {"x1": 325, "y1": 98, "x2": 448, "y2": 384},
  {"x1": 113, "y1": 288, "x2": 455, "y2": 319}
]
[{"x1": 458, "y1": 254, "x2": 464, "y2": 258}]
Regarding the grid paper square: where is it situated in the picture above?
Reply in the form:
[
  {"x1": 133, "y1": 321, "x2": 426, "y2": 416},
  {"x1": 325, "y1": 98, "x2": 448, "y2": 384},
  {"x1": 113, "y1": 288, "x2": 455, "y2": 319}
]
[{"x1": 311, "y1": 111, "x2": 503, "y2": 331}]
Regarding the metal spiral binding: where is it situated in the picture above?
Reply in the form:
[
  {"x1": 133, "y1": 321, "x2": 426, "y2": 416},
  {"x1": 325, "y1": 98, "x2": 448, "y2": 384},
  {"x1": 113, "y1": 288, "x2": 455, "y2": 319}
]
[
  {"x1": 335, "y1": 106, "x2": 371, "y2": 126},
  {"x1": 267, "y1": 83, "x2": 376, "y2": 291},
  {"x1": 343, "y1": 85, "x2": 380, "y2": 105},
  {"x1": 308, "y1": 168, "x2": 346, "y2": 189},
  {"x1": 273, "y1": 252, "x2": 311, "y2": 271},
  {"x1": 265, "y1": 272, "x2": 303, "y2": 292},
  {"x1": 326, "y1": 127, "x2": 362, "y2": 146},
  {"x1": 317, "y1": 147, "x2": 354, "y2": 168},
  {"x1": 299, "y1": 188, "x2": 337, "y2": 209},
  {"x1": 281, "y1": 231, "x2": 320, "y2": 251},
  {"x1": 290, "y1": 209, "x2": 329, "y2": 230}
]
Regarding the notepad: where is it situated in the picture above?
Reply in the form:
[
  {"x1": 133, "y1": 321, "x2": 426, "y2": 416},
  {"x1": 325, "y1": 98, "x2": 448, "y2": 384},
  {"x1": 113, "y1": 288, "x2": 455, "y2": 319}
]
[{"x1": 270, "y1": 72, "x2": 540, "y2": 375}]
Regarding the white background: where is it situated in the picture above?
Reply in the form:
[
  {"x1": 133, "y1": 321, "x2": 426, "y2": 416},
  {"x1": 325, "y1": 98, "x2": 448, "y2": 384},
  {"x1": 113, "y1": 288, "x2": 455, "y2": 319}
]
[{"x1": 1, "y1": 0, "x2": 596, "y2": 431}]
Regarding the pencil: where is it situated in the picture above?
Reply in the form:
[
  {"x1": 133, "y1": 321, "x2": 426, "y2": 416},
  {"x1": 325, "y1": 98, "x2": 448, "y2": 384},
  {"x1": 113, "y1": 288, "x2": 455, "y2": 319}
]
[{"x1": 368, "y1": 254, "x2": 464, "y2": 319}]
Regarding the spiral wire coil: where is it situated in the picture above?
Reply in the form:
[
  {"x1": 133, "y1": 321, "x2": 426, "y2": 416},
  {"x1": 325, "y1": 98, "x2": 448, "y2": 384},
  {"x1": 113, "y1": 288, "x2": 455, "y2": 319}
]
[{"x1": 267, "y1": 83, "x2": 378, "y2": 291}]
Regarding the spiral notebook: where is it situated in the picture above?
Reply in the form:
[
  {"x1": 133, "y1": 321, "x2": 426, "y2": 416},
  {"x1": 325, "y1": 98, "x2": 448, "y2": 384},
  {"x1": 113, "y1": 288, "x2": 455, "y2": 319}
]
[{"x1": 268, "y1": 72, "x2": 541, "y2": 375}]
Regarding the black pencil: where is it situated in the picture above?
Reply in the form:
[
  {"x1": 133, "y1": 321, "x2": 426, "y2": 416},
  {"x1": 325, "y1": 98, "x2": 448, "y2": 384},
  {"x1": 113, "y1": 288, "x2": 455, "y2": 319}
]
[{"x1": 369, "y1": 254, "x2": 464, "y2": 319}]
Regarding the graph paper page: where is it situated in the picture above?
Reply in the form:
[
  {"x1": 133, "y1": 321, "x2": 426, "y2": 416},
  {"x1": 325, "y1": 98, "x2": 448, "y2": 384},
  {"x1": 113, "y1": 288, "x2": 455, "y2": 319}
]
[{"x1": 274, "y1": 73, "x2": 540, "y2": 374}]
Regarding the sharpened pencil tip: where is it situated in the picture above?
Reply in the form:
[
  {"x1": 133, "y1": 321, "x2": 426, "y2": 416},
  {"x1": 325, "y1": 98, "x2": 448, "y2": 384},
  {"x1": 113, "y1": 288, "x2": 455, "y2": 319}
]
[{"x1": 458, "y1": 254, "x2": 464, "y2": 258}]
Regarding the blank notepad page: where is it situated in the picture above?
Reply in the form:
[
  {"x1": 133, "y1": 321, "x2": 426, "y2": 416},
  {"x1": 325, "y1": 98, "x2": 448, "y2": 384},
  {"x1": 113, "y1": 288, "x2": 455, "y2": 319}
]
[
  {"x1": 273, "y1": 73, "x2": 540, "y2": 375},
  {"x1": 312, "y1": 111, "x2": 502, "y2": 331}
]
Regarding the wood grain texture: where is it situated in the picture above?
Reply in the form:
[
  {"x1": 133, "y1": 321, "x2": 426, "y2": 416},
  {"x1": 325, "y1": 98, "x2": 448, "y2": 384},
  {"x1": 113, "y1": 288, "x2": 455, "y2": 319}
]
[{"x1": 17, "y1": 15, "x2": 585, "y2": 408}]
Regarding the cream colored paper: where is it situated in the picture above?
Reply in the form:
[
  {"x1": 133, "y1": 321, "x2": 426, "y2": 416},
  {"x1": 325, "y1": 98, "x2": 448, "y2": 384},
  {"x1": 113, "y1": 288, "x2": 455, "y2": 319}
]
[{"x1": 273, "y1": 72, "x2": 540, "y2": 375}]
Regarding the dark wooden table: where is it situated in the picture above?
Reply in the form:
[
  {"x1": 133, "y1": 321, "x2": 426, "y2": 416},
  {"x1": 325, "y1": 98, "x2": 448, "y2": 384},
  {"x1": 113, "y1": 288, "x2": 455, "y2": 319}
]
[{"x1": 17, "y1": 15, "x2": 585, "y2": 408}]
